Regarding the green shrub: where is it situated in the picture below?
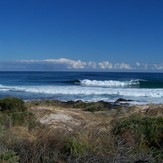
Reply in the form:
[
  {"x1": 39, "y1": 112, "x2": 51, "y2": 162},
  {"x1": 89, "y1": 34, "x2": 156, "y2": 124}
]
[
  {"x1": 10, "y1": 111, "x2": 36, "y2": 126},
  {"x1": 0, "y1": 111, "x2": 36, "y2": 128},
  {"x1": 0, "y1": 112, "x2": 12, "y2": 128},
  {"x1": 112, "y1": 114, "x2": 163, "y2": 149},
  {"x1": 0, "y1": 97, "x2": 26, "y2": 112},
  {"x1": 0, "y1": 98, "x2": 36, "y2": 128},
  {"x1": 0, "y1": 150, "x2": 19, "y2": 163},
  {"x1": 65, "y1": 138, "x2": 89, "y2": 157}
]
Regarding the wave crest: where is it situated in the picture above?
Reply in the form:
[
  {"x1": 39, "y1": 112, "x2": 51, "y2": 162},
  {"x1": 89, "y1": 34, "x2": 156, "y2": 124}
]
[{"x1": 79, "y1": 79, "x2": 140, "y2": 87}]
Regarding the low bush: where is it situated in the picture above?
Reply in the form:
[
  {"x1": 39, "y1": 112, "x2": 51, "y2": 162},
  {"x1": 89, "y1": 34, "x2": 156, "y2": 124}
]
[
  {"x1": 0, "y1": 97, "x2": 26, "y2": 112},
  {"x1": 112, "y1": 114, "x2": 163, "y2": 149},
  {"x1": 65, "y1": 137, "x2": 89, "y2": 157},
  {"x1": 10, "y1": 111, "x2": 36, "y2": 126},
  {"x1": 0, "y1": 112, "x2": 12, "y2": 128},
  {"x1": 0, "y1": 97, "x2": 36, "y2": 128},
  {"x1": 0, "y1": 149, "x2": 19, "y2": 163}
]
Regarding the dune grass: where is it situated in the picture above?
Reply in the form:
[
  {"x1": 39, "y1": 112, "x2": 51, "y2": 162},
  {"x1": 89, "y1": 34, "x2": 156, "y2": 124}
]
[{"x1": 0, "y1": 97, "x2": 162, "y2": 163}]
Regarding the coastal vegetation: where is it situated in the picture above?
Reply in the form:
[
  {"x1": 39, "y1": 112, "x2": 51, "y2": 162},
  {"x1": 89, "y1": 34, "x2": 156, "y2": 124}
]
[{"x1": 0, "y1": 97, "x2": 162, "y2": 163}]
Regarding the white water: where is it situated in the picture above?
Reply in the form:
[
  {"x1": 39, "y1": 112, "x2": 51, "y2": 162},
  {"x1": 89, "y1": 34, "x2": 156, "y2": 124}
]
[
  {"x1": 0, "y1": 84, "x2": 163, "y2": 103},
  {"x1": 79, "y1": 79, "x2": 140, "y2": 87}
]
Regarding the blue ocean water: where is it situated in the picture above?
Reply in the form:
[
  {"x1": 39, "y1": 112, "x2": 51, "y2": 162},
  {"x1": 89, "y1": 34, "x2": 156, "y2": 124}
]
[{"x1": 0, "y1": 71, "x2": 163, "y2": 104}]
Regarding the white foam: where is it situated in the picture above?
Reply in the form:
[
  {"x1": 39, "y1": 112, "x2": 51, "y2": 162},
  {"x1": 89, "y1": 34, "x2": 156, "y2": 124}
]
[
  {"x1": 0, "y1": 84, "x2": 162, "y2": 97},
  {"x1": 79, "y1": 79, "x2": 139, "y2": 87},
  {"x1": 0, "y1": 84, "x2": 163, "y2": 103}
]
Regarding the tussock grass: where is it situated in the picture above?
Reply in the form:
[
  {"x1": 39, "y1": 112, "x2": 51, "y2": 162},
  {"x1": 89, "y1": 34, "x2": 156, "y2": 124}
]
[{"x1": 0, "y1": 98, "x2": 163, "y2": 162}]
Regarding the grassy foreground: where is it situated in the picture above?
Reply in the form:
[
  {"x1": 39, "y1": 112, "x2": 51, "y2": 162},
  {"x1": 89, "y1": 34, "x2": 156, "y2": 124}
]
[{"x1": 0, "y1": 97, "x2": 162, "y2": 163}]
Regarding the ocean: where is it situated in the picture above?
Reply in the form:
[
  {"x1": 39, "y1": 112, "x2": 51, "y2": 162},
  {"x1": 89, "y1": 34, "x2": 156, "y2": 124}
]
[{"x1": 0, "y1": 71, "x2": 163, "y2": 104}]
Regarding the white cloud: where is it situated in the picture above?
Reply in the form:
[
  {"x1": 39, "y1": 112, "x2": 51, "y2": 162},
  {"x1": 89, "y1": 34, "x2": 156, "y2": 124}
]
[
  {"x1": 135, "y1": 63, "x2": 148, "y2": 70},
  {"x1": 152, "y1": 63, "x2": 163, "y2": 70},
  {"x1": 134, "y1": 62, "x2": 163, "y2": 71},
  {"x1": 114, "y1": 63, "x2": 131, "y2": 69},
  {"x1": 136, "y1": 62, "x2": 141, "y2": 67},
  {"x1": 17, "y1": 58, "x2": 88, "y2": 69},
  {"x1": 16, "y1": 59, "x2": 41, "y2": 63},
  {"x1": 98, "y1": 61, "x2": 113, "y2": 69},
  {"x1": 44, "y1": 58, "x2": 87, "y2": 69},
  {"x1": 1, "y1": 58, "x2": 163, "y2": 71},
  {"x1": 87, "y1": 61, "x2": 97, "y2": 69}
]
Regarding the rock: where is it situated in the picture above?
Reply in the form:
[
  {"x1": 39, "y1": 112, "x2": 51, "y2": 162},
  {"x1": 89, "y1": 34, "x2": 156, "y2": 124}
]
[{"x1": 115, "y1": 98, "x2": 133, "y2": 103}]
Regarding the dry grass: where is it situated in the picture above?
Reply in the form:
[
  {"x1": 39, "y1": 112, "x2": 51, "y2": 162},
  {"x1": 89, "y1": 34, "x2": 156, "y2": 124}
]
[{"x1": 0, "y1": 99, "x2": 163, "y2": 162}]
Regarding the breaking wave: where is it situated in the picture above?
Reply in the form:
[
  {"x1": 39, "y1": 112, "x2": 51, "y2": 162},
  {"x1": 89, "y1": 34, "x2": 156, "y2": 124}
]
[
  {"x1": 0, "y1": 84, "x2": 163, "y2": 98},
  {"x1": 0, "y1": 81, "x2": 163, "y2": 103},
  {"x1": 79, "y1": 79, "x2": 140, "y2": 87}
]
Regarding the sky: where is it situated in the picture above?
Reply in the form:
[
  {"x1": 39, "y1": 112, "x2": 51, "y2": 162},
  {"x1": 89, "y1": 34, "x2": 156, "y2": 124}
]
[{"x1": 0, "y1": 0, "x2": 163, "y2": 71}]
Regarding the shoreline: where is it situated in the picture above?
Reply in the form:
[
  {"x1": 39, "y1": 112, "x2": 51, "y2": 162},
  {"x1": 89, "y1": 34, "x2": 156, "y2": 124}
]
[
  {"x1": 26, "y1": 98, "x2": 163, "y2": 115},
  {"x1": 25, "y1": 97, "x2": 163, "y2": 107}
]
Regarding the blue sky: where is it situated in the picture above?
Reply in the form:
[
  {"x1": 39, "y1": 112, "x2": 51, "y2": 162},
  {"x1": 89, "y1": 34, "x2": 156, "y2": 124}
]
[{"x1": 0, "y1": 0, "x2": 163, "y2": 71}]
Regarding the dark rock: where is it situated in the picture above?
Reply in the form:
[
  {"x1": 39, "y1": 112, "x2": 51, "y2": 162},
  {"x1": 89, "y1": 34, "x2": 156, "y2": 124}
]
[{"x1": 115, "y1": 98, "x2": 133, "y2": 103}]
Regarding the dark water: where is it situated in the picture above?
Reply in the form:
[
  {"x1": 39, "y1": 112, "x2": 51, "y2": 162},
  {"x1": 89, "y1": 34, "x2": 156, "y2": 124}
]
[{"x1": 0, "y1": 71, "x2": 163, "y2": 104}]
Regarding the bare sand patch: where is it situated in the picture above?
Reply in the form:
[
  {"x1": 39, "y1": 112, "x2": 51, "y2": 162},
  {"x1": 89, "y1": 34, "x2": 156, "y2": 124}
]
[
  {"x1": 29, "y1": 105, "x2": 110, "y2": 130},
  {"x1": 39, "y1": 113, "x2": 72, "y2": 124}
]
